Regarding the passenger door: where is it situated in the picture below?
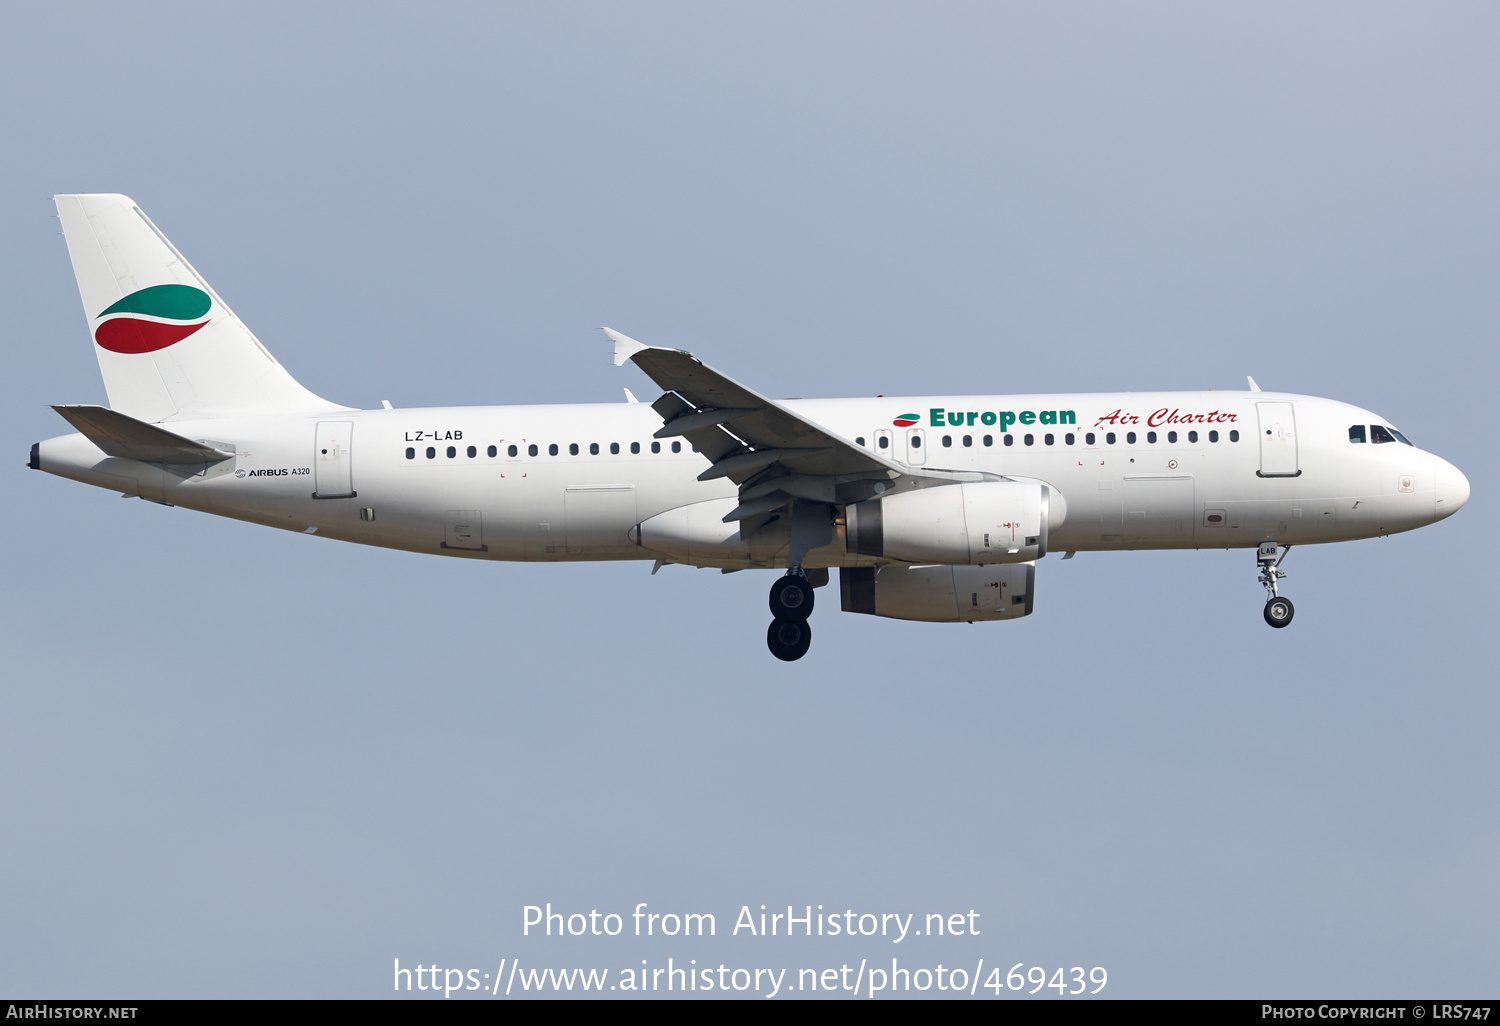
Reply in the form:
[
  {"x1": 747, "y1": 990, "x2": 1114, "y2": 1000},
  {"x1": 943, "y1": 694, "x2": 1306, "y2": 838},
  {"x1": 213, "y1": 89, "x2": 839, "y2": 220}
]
[
  {"x1": 1256, "y1": 402, "x2": 1299, "y2": 477},
  {"x1": 313, "y1": 421, "x2": 355, "y2": 498}
]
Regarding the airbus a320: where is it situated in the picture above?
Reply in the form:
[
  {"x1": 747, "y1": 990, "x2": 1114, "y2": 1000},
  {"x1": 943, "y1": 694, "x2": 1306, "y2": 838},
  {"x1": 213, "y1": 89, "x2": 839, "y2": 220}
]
[{"x1": 31, "y1": 195, "x2": 1470, "y2": 660}]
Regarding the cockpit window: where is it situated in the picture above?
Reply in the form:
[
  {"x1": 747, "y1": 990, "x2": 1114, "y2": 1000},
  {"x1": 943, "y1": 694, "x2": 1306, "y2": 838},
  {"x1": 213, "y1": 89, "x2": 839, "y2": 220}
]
[
  {"x1": 1348, "y1": 425, "x2": 1366, "y2": 443},
  {"x1": 1370, "y1": 425, "x2": 1396, "y2": 444},
  {"x1": 1390, "y1": 428, "x2": 1414, "y2": 446}
]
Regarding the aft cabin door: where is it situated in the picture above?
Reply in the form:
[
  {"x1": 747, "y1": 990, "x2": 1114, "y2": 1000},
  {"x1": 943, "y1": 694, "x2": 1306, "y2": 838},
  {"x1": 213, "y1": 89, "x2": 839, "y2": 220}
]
[
  {"x1": 1256, "y1": 402, "x2": 1299, "y2": 477},
  {"x1": 313, "y1": 421, "x2": 355, "y2": 498}
]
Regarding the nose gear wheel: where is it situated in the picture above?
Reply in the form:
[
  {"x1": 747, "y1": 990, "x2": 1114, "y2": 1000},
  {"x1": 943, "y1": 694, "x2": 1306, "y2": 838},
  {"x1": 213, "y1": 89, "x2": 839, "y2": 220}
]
[
  {"x1": 1264, "y1": 596, "x2": 1295, "y2": 628},
  {"x1": 1257, "y1": 543, "x2": 1294, "y2": 628}
]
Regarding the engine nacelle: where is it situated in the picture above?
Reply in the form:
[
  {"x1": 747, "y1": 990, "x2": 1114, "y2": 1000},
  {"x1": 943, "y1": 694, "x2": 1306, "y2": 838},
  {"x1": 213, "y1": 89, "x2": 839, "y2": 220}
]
[
  {"x1": 840, "y1": 563, "x2": 1035, "y2": 622},
  {"x1": 845, "y1": 480, "x2": 1063, "y2": 564}
]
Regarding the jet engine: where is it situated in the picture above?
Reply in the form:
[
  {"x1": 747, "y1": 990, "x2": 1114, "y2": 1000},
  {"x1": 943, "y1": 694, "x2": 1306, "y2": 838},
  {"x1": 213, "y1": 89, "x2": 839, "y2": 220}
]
[
  {"x1": 839, "y1": 563, "x2": 1035, "y2": 622},
  {"x1": 844, "y1": 480, "x2": 1064, "y2": 565}
]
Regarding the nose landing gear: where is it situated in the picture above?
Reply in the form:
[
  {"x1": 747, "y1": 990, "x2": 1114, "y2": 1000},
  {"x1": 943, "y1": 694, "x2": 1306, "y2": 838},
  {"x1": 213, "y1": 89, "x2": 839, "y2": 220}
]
[
  {"x1": 1258, "y1": 542, "x2": 1294, "y2": 628},
  {"x1": 767, "y1": 568, "x2": 817, "y2": 661}
]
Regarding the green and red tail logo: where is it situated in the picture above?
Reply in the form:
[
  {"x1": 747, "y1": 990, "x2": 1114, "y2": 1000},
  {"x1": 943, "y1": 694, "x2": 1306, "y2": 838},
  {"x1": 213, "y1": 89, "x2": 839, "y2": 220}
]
[
  {"x1": 892, "y1": 412, "x2": 920, "y2": 427},
  {"x1": 94, "y1": 284, "x2": 211, "y2": 354}
]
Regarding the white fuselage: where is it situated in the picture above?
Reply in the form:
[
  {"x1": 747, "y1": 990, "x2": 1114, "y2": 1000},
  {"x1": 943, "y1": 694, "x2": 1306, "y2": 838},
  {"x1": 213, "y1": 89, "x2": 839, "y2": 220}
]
[{"x1": 35, "y1": 389, "x2": 1468, "y2": 569}]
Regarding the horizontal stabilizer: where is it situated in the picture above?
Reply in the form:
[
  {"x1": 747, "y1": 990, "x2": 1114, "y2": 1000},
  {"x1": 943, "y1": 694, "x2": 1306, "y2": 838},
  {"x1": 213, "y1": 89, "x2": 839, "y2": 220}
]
[{"x1": 52, "y1": 405, "x2": 234, "y2": 464}]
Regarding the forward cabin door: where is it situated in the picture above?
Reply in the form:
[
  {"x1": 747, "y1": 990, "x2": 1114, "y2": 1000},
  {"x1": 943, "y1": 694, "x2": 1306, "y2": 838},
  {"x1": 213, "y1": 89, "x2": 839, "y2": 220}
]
[
  {"x1": 1256, "y1": 402, "x2": 1299, "y2": 477},
  {"x1": 313, "y1": 421, "x2": 355, "y2": 498}
]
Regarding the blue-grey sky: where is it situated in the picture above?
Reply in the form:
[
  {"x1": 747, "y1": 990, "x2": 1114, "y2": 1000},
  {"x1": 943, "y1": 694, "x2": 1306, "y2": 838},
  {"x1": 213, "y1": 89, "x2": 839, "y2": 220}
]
[{"x1": 2, "y1": 1, "x2": 1495, "y2": 999}]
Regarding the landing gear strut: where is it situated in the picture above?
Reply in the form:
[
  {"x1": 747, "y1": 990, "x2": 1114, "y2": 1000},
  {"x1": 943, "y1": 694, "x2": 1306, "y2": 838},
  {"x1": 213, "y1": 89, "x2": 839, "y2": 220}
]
[
  {"x1": 767, "y1": 568, "x2": 815, "y2": 661},
  {"x1": 1258, "y1": 542, "x2": 1294, "y2": 628}
]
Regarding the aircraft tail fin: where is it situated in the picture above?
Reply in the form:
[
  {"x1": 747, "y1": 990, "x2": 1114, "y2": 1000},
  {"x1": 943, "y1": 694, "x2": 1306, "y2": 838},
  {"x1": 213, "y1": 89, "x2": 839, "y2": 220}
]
[{"x1": 53, "y1": 194, "x2": 347, "y2": 422}]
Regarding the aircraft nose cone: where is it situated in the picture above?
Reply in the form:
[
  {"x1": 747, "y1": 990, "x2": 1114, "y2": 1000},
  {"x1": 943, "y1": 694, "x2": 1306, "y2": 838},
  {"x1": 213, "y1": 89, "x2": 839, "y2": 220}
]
[{"x1": 1434, "y1": 458, "x2": 1470, "y2": 521}]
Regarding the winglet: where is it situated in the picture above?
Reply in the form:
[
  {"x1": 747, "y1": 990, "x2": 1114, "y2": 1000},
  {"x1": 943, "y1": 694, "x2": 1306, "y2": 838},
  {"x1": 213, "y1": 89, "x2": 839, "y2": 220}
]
[
  {"x1": 1247, "y1": 376, "x2": 1262, "y2": 392},
  {"x1": 604, "y1": 327, "x2": 650, "y2": 367}
]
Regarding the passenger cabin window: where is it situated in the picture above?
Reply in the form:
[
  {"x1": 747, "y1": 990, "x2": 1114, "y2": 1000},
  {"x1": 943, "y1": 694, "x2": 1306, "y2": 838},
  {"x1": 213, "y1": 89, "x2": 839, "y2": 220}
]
[
  {"x1": 1167, "y1": 431, "x2": 1177, "y2": 443},
  {"x1": 671, "y1": 441, "x2": 681, "y2": 453},
  {"x1": 1004, "y1": 435, "x2": 1014, "y2": 446},
  {"x1": 983, "y1": 435, "x2": 993, "y2": 446},
  {"x1": 1349, "y1": 425, "x2": 1366, "y2": 443},
  {"x1": 548, "y1": 444, "x2": 559, "y2": 456},
  {"x1": 508, "y1": 444, "x2": 518, "y2": 457},
  {"x1": 855, "y1": 437, "x2": 865, "y2": 447},
  {"x1": 446, "y1": 446, "x2": 456, "y2": 458},
  {"x1": 609, "y1": 442, "x2": 619, "y2": 454},
  {"x1": 1187, "y1": 431, "x2": 1198, "y2": 443},
  {"x1": 426, "y1": 447, "x2": 436, "y2": 459},
  {"x1": 630, "y1": 441, "x2": 640, "y2": 454},
  {"x1": 1146, "y1": 431, "x2": 1156, "y2": 443},
  {"x1": 1126, "y1": 432, "x2": 1136, "y2": 444},
  {"x1": 487, "y1": 445, "x2": 497, "y2": 457},
  {"x1": 942, "y1": 435, "x2": 952, "y2": 447},
  {"x1": 963, "y1": 435, "x2": 973, "y2": 447},
  {"x1": 528, "y1": 444, "x2": 538, "y2": 457},
  {"x1": 1044, "y1": 433, "x2": 1054, "y2": 445},
  {"x1": 1229, "y1": 429, "x2": 1239, "y2": 442},
  {"x1": 911, "y1": 436, "x2": 922, "y2": 449},
  {"x1": 405, "y1": 447, "x2": 415, "y2": 459},
  {"x1": 1024, "y1": 433, "x2": 1034, "y2": 446},
  {"x1": 651, "y1": 441, "x2": 661, "y2": 453},
  {"x1": 878, "y1": 436, "x2": 889, "y2": 449},
  {"x1": 1208, "y1": 430, "x2": 1219, "y2": 442},
  {"x1": 1370, "y1": 425, "x2": 1397, "y2": 444},
  {"x1": 1065, "y1": 433, "x2": 1075, "y2": 445},
  {"x1": 467, "y1": 445, "x2": 477, "y2": 458},
  {"x1": 569, "y1": 443, "x2": 579, "y2": 455},
  {"x1": 1085, "y1": 433, "x2": 1096, "y2": 445},
  {"x1": 1106, "y1": 432, "x2": 1116, "y2": 445}
]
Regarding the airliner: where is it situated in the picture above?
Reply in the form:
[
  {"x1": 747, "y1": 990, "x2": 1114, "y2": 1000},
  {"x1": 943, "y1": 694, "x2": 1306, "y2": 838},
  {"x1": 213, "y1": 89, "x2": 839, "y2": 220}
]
[{"x1": 31, "y1": 195, "x2": 1470, "y2": 660}]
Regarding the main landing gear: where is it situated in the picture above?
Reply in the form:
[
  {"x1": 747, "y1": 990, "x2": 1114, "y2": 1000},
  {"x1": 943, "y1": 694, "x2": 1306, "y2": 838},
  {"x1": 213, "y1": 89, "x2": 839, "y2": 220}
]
[
  {"x1": 1258, "y1": 542, "x2": 1294, "y2": 628},
  {"x1": 767, "y1": 569, "x2": 816, "y2": 661}
]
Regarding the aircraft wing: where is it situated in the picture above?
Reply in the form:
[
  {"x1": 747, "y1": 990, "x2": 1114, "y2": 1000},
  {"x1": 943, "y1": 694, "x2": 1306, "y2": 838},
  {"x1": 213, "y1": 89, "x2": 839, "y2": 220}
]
[{"x1": 606, "y1": 328, "x2": 983, "y2": 524}]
